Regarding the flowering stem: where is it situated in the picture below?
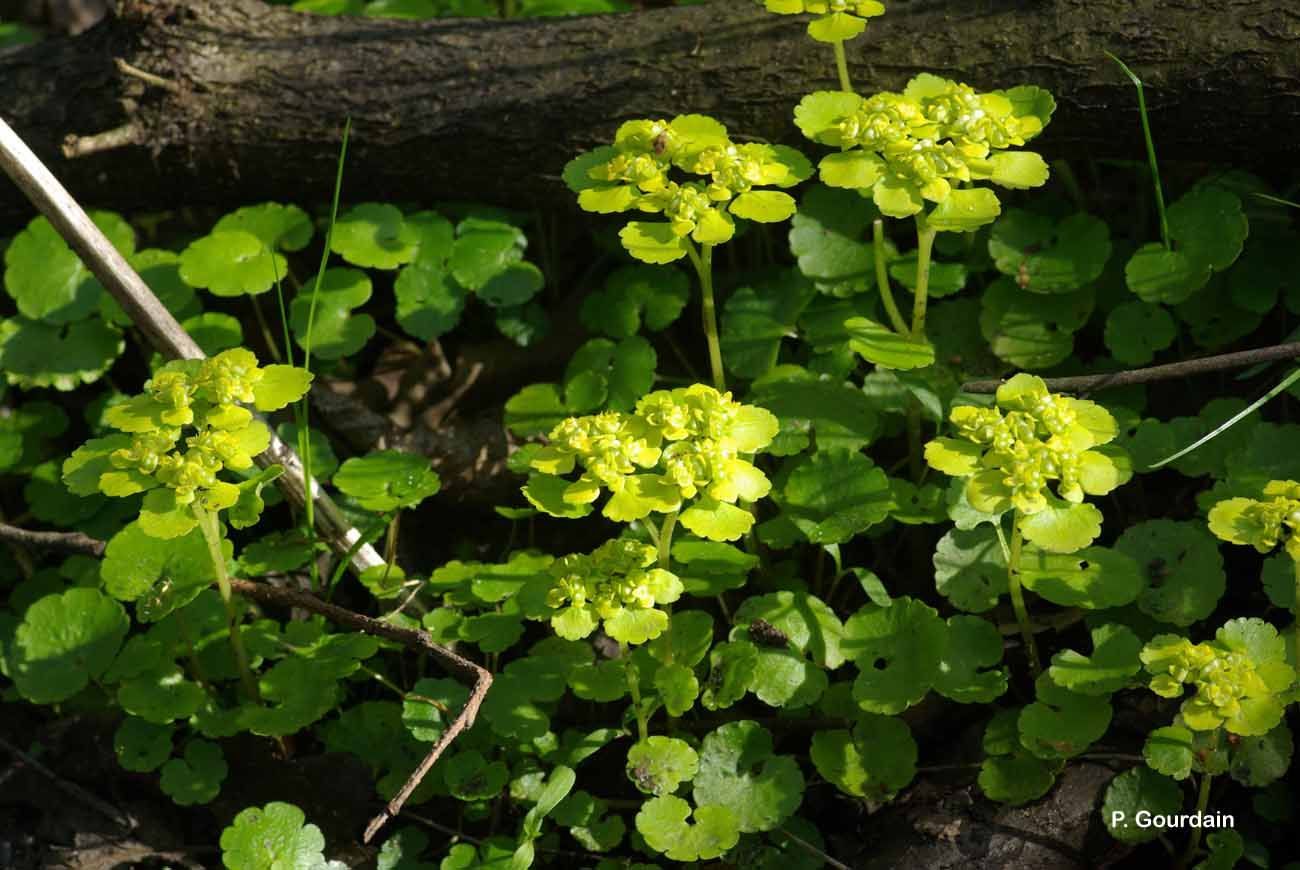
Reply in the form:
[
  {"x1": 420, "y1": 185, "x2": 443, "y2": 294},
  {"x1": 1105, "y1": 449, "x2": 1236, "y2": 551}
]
[
  {"x1": 1292, "y1": 557, "x2": 1300, "y2": 674},
  {"x1": 658, "y1": 510, "x2": 678, "y2": 572},
  {"x1": 1006, "y1": 514, "x2": 1041, "y2": 677},
  {"x1": 192, "y1": 505, "x2": 260, "y2": 702},
  {"x1": 873, "y1": 219, "x2": 909, "y2": 335},
  {"x1": 623, "y1": 645, "x2": 649, "y2": 742},
  {"x1": 832, "y1": 40, "x2": 853, "y2": 94},
  {"x1": 1178, "y1": 773, "x2": 1214, "y2": 868},
  {"x1": 687, "y1": 242, "x2": 726, "y2": 391},
  {"x1": 909, "y1": 213, "x2": 939, "y2": 342}
]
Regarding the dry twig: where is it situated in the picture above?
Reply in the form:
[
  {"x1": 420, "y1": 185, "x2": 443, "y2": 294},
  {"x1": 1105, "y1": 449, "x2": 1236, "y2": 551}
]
[
  {"x1": 0, "y1": 116, "x2": 383, "y2": 577},
  {"x1": 0, "y1": 523, "x2": 491, "y2": 844},
  {"x1": 962, "y1": 341, "x2": 1300, "y2": 394}
]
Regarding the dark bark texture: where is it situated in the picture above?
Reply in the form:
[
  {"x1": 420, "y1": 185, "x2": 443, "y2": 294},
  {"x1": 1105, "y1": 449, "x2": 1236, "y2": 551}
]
[{"x1": 1, "y1": 0, "x2": 1299, "y2": 224}]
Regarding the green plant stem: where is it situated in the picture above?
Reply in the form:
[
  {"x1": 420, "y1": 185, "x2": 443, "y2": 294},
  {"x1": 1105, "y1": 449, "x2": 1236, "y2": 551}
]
[
  {"x1": 1005, "y1": 515, "x2": 1041, "y2": 677},
  {"x1": 1292, "y1": 557, "x2": 1300, "y2": 675},
  {"x1": 873, "y1": 219, "x2": 909, "y2": 335},
  {"x1": 623, "y1": 645, "x2": 648, "y2": 742},
  {"x1": 909, "y1": 213, "x2": 938, "y2": 341},
  {"x1": 832, "y1": 40, "x2": 853, "y2": 93},
  {"x1": 1178, "y1": 773, "x2": 1214, "y2": 868},
  {"x1": 687, "y1": 241, "x2": 725, "y2": 391},
  {"x1": 192, "y1": 505, "x2": 259, "y2": 702},
  {"x1": 657, "y1": 510, "x2": 678, "y2": 572}
]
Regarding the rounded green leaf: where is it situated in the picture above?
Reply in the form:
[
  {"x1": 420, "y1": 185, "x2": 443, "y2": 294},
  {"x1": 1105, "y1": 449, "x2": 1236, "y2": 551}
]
[
  {"x1": 794, "y1": 92, "x2": 862, "y2": 144},
  {"x1": 693, "y1": 721, "x2": 803, "y2": 833},
  {"x1": 988, "y1": 210, "x2": 1110, "y2": 293},
  {"x1": 810, "y1": 714, "x2": 916, "y2": 801},
  {"x1": 11, "y1": 587, "x2": 129, "y2": 703},
  {"x1": 1104, "y1": 301, "x2": 1177, "y2": 366},
  {"x1": 220, "y1": 801, "x2": 329, "y2": 870},
  {"x1": 769, "y1": 450, "x2": 893, "y2": 545},
  {"x1": 1117, "y1": 519, "x2": 1226, "y2": 627},
  {"x1": 845, "y1": 317, "x2": 936, "y2": 370},
  {"x1": 214, "y1": 203, "x2": 313, "y2": 251},
  {"x1": 478, "y1": 261, "x2": 544, "y2": 307},
  {"x1": 926, "y1": 188, "x2": 1002, "y2": 233},
  {"x1": 331, "y1": 202, "x2": 420, "y2": 269},
  {"x1": 807, "y1": 10, "x2": 865, "y2": 42},
  {"x1": 1228, "y1": 723, "x2": 1293, "y2": 787},
  {"x1": 1125, "y1": 242, "x2": 1209, "y2": 305},
  {"x1": 114, "y1": 716, "x2": 174, "y2": 773},
  {"x1": 290, "y1": 267, "x2": 376, "y2": 360},
  {"x1": 1047, "y1": 622, "x2": 1142, "y2": 696},
  {"x1": 1101, "y1": 767, "x2": 1183, "y2": 844},
  {"x1": 635, "y1": 795, "x2": 740, "y2": 863},
  {"x1": 627, "y1": 736, "x2": 699, "y2": 796},
  {"x1": 1019, "y1": 672, "x2": 1112, "y2": 759},
  {"x1": 1017, "y1": 546, "x2": 1142, "y2": 609},
  {"x1": 729, "y1": 190, "x2": 798, "y2": 224},
  {"x1": 334, "y1": 450, "x2": 441, "y2": 511},
  {"x1": 1018, "y1": 501, "x2": 1103, "y2": 553},
  {"x1": 934, "y1": 615, "x2": 1008, "y2": 703},
  {"x1": 252, "y1": 365, "x2": 314, "y2": 412},
  {"x1": 5, "y1": 211, "x2": 134, "y2": 323},
  {"x1": 580, "y1": 264, "x2": 691, "y2": 339},
  {"x1": 180, "y1": 230, "x2": 288, "y2": 297},
  {"x1": 1143, "y1": 725, "x2": 1195, "y2": 780},
  {"x1": 450, "y1": 221, "x2": 524, "y2": 289},
  {"x1": 444, "y1": 750, "x2": 509, "y2": 801},
  {"x1": 844, "y1": 596, "x2": 947, "y2": 714},
  {"x1": 160, "y1": 739, "x2": 227, "y2": 805},
  {"x1": 396, "y1": 262, "x2": 467, "y2": 341},
  {"x1": 0, "y1": 317, "x2": 123, "y2": 391},
  {"x1": 619, "y1": 222, "x2": 689, "y2": 264},
  {"x1": 933, "y1": 526, "x2": 1006, "y2": 613}
]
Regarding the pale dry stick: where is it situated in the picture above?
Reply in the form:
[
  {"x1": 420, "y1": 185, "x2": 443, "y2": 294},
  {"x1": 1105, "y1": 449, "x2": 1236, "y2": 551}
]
[
  {"x1": 0, "y1": 522, "x2": 492, "y2": 844},
  {"x1": 962, "y1": 341, "x2": 1300, "y2": 394},
  {"x1": 0, "y1": 116, "x2": 383, "y2": 577}
]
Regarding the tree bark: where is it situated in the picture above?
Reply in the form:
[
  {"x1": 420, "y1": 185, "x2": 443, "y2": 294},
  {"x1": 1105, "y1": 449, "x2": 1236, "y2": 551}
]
[{"x1": 1, "y1": 0, "x2": 1298, "y2": 224}]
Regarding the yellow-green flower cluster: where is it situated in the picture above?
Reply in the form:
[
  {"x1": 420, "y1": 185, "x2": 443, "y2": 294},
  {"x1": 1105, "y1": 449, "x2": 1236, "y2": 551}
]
[
  {"x1": 524, "y1": 384, "x2": 779, "y2": 542},
  {"x1": 565, "y1": 115, "x2": 810, "y2": 263},
  {"x1": 925, "y1": 374, "x2": 1130, "y2": 517},
  {"x1": 545, "y1": 539, "x2": 684, "y2": 645},
  {"x1": 761, "y1": 0, "x2": 885, "y2": 43},
  {"x1": 795, "y1": 75, "x2": 1053, "y2": 222},
  {"x1": 1208, "y1": 480, "x2": 1300, "y2": 562},
  {"x1": 1140, "y1": 620, "x2": 1295, "y2": 736},
  {"x1": 64, "y1": 348, "x2": 312, "y2": 538}
]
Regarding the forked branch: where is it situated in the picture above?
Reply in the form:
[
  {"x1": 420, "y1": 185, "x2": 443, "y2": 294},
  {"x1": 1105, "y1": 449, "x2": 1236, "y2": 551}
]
[{"x1": 0, "y1": 522, "x2": 491, "y2": 844}]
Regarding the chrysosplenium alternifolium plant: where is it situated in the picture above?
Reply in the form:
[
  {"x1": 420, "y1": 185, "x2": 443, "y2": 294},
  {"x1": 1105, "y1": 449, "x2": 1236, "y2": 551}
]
[
  {"x1": 544, "y1": 538, "x2": 684, "y2": 645},
  {"x1": 796, "y1": 74, "x2": 1052, "y2": 222},
  {"x1": 566, "y1": 115, "x2": 811, "y2": 255},
  {"x1": 1209, "y1": 480, "x2": 1300, "y2": 666},
  {"x1": 792, "y1": 74, "x2": 1055, "y2": 365},
  {"x1": 926, "y1": 374, "x2": 1131, "y2": 671},
  {"x1": 1141, "y1": 619, "x2": 1296, "y2": 737},
  {"x1": 760, "y1": 0, "x2": 884, "y2": 92},
  {"x1": 524, "y1": 384, "x2": 779, "y2": 543},
  {"x1": 62, "y1": 348, "x2": 312, "y2": 696},
  {"x1": 65, "y1": 349, "x2": 310, "y2": 536},
  {"x1": 565, "y1": 116, "x2": 811, "y2": 389}
]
